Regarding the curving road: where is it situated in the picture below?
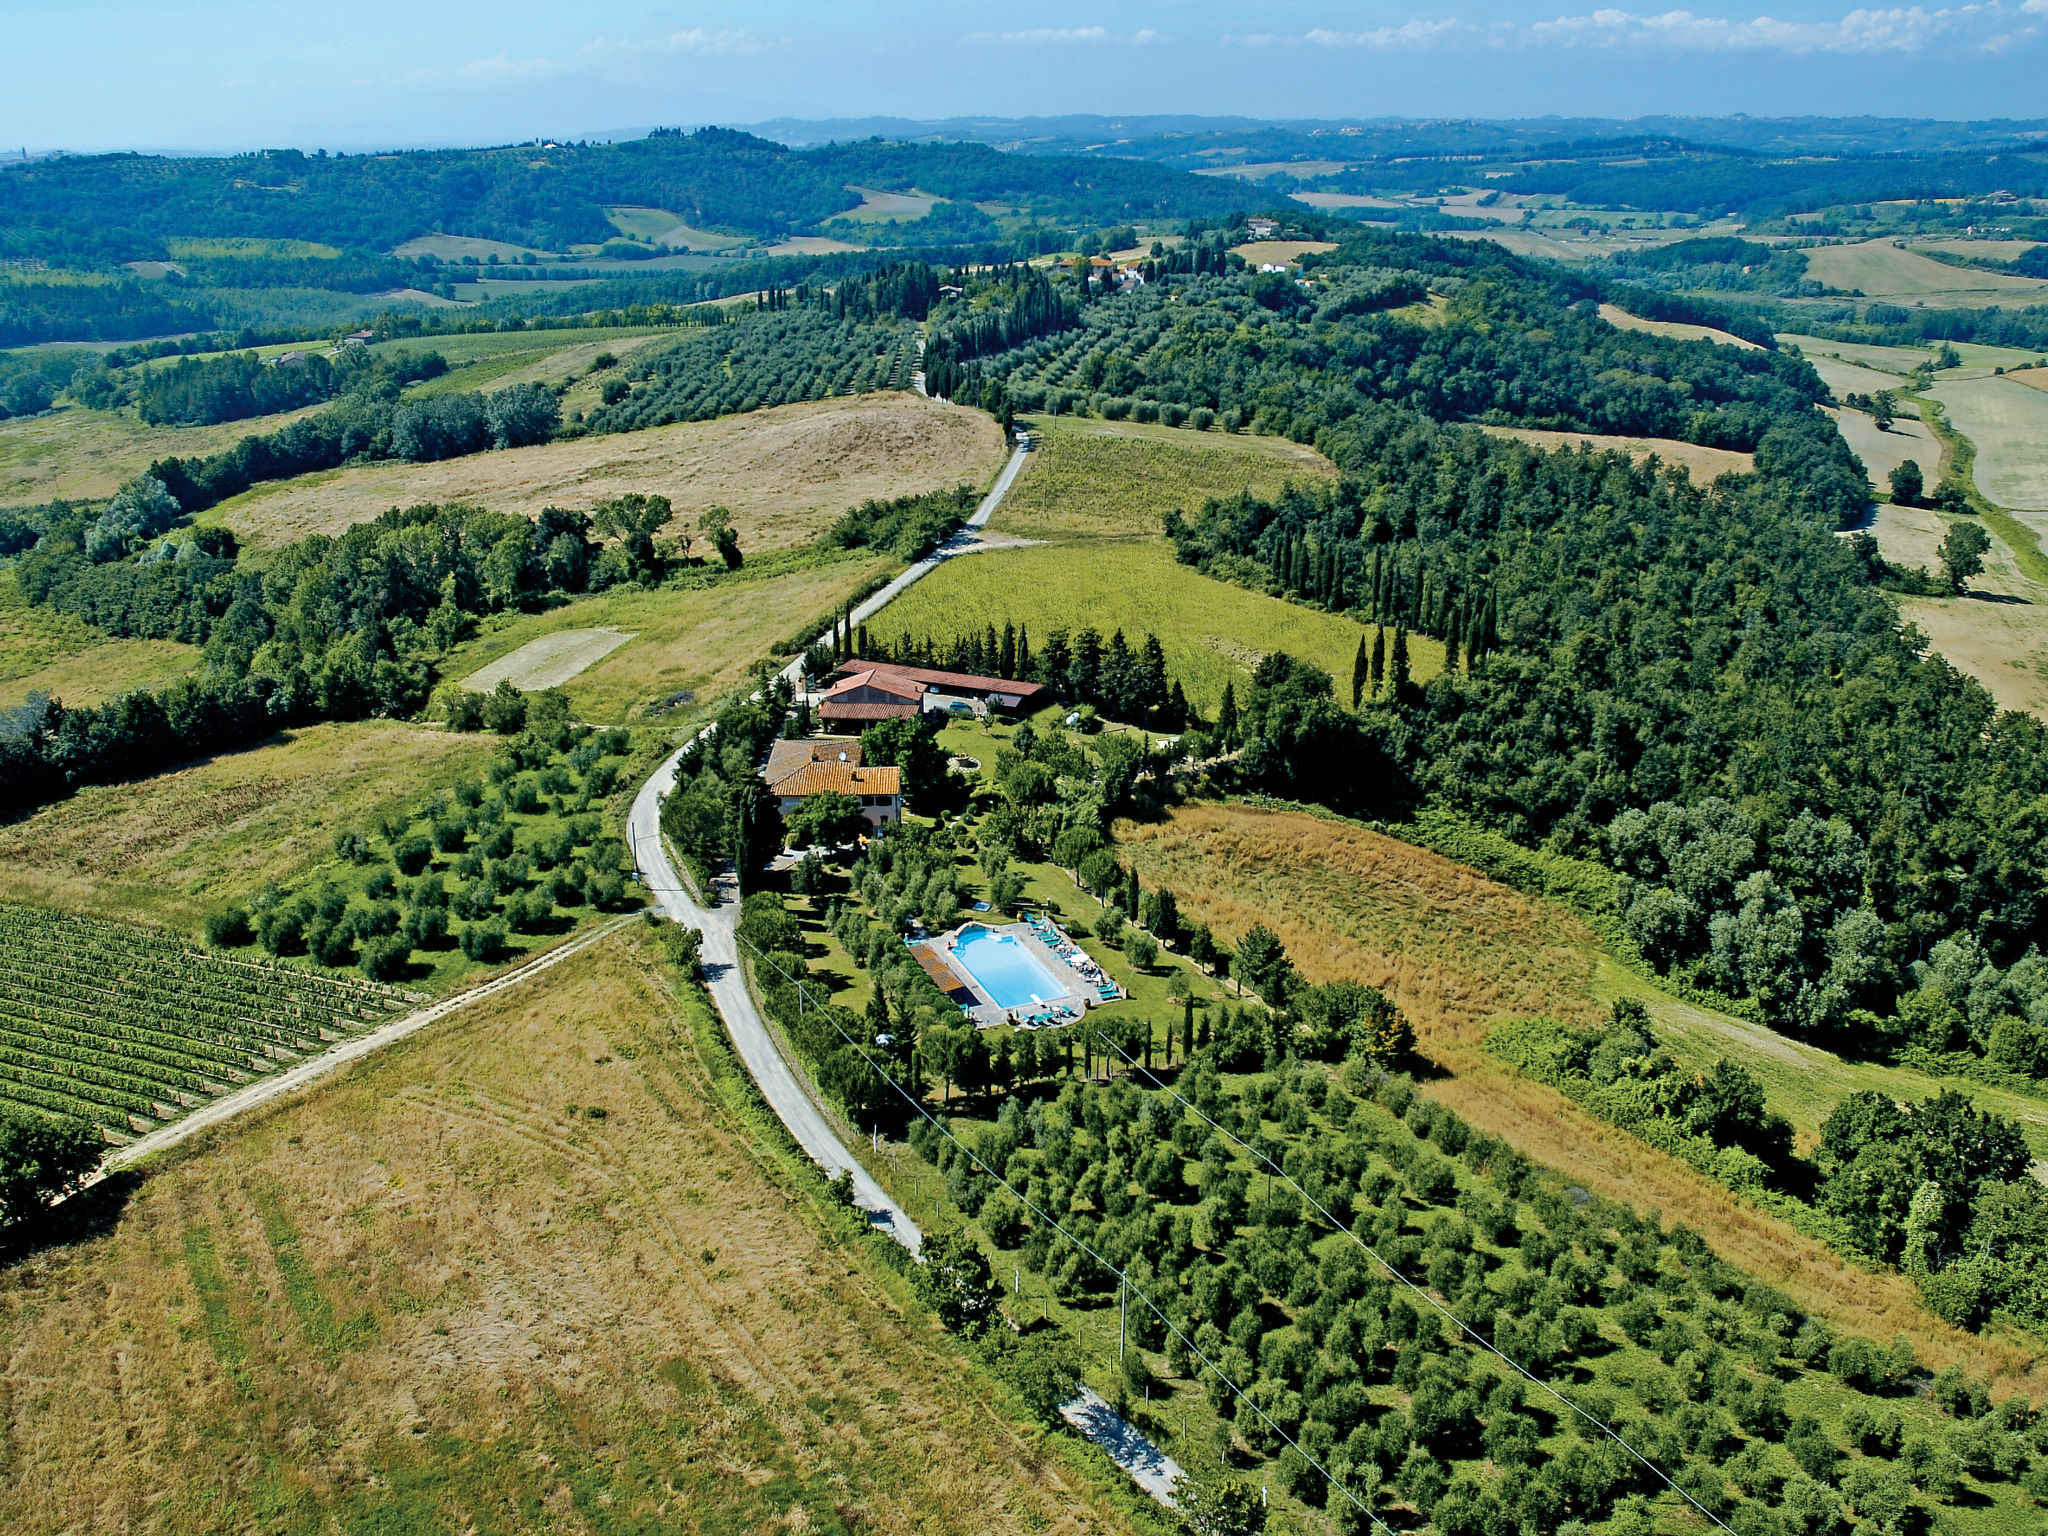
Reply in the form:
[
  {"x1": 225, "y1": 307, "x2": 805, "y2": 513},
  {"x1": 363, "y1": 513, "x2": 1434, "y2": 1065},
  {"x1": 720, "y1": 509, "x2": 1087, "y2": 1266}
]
[{"x1": 627, "y1": 761, "x2": 923, "y2": 1253}]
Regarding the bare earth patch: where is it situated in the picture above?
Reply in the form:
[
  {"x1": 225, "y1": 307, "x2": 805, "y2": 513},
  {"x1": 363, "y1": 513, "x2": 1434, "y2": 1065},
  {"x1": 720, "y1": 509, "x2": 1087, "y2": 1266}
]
[
  {"x1": 211, "y1": 392, "x2": 1007, "y2": 553},
  {"x1": 1480, "y1": 426, "x2": 1754, "y2": 484},
  {"x1": 462, "y1": 626, "x2": 635, "y2": 692}
]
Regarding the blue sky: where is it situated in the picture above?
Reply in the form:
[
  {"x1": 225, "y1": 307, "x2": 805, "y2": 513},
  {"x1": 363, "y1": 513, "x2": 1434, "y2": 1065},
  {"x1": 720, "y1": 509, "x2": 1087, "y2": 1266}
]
[{"x1": 8, "y1": 0, "x2": 2048, "y2": 153}]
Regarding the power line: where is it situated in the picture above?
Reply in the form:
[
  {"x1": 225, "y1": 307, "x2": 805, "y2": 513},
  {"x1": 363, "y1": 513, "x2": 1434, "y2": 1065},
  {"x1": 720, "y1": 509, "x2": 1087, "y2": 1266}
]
[
  {"x1": 1105, "y1": 1038, "x2": 1740, "y2": 1536},
  {"x1": 729, "y1": 930, "x2": 1401, "y2": 1529}
]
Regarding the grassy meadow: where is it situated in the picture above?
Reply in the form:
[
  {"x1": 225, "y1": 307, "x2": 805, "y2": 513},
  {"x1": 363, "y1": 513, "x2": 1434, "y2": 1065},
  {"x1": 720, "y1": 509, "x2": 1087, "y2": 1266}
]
[
  {"x1": 0, "y1": 932, "x2": 1125, "y2": 1536},
  {"x1": 1111, "y1": 800, "x2": 2048, "y2": 1393},
  {"x1": 0, "y1": 570, "x2": 199, "y2": 709},
  {"x1": 868, "y1": 539, "x2": 1440, "y2": 719},
  {"x1": 995, "y1": 415, "x2": 1339, "y2": 542},
  {"x1": 439, "y1": 552, "x2": 897, "y2": 723},
  {"x1": 1800, "y1": 240, "x2": 2048, "y2": 308},
  {"x1": 0, "y1": 400, "x2": 322, "y2": 507},
  {"x1": 0, "y1": 719, "x2": 498, "y2": 935}
]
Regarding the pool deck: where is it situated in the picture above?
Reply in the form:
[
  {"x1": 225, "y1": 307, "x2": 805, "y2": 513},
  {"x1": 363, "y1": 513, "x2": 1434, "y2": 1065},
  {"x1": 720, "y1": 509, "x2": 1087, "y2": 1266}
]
[{"x1": 907, "y1": 916, "x2": 1124, "y2": 1028}]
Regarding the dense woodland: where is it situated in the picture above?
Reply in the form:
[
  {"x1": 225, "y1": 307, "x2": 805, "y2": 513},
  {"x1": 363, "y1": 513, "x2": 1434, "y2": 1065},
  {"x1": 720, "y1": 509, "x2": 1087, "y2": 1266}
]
[{"x1": 0, "y1": 129, "x2": 1249, "y2": 265}]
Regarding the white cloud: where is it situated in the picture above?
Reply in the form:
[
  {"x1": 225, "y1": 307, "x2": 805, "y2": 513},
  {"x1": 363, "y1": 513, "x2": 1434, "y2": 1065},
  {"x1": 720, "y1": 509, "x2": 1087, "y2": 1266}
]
[
  {"x1": 970, "y1": 27, "x2": 1166, "y2": 45},
  {"x1": 1228, "y1": 3, "x2": 2046, "y2": 55},
  {"x1": 1300, "y1": 20, "x2": 1477, "y2": 47}
]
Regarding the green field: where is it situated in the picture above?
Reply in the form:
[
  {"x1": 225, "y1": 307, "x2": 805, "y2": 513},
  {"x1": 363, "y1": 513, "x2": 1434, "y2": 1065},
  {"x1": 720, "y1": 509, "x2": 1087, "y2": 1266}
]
[
  {"x1": 163, "y1": 236, "x2": 342, "y2": 260},
  {"x1": 439, "y1": 554, "x2": 899, "y2": 724},
  {"x1": 995, "y1": 415, "x2": 1340, "y2": 542},
  {"x1": 832, "y1": 187, "x2": 941, "y2": 224},
  {"x1": 0, "y1": 570, "x2": 201, "y2": 709},
  {"x1": 390, "y1": 232, "x2": 549, "y2": 261},
  {"x1": 391, "y1": 326, "x2": 671, "y2": 400},
  {"x1": 602, "y1": 205, "x2": 746, "y2": 251},
  {"x1": 868, "y1": 539, "x2": 1440, "y2": 718}
]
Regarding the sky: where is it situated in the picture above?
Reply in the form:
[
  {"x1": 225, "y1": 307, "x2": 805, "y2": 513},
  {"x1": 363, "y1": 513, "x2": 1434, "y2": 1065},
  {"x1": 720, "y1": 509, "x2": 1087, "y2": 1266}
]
[{"x1": 8, "y1": 0, "x2": 2048, "y2": 154}]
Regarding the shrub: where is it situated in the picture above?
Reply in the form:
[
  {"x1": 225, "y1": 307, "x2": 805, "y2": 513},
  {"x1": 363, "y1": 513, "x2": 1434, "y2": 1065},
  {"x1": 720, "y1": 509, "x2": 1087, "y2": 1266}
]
[{"x1": 203, "y1": 905, "x2": 252, "y2": 947}]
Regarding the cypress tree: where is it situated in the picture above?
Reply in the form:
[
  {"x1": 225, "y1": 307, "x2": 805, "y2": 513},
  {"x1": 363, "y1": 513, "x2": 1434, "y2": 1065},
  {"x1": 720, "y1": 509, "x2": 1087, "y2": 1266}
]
[
  {"x1": 1167, "y1": 678, "x2": 1190, "y2": 729},
  {"x1": 1392, "y1": 627, "x2": 1411, "y2": 695},
  {"x1": 984, "y1": 622, "x2": 1000, "y2": 675},
  {"x1": 1017, "y1": 623, "x2": 1032, "y2": 681},
  {"x1": 1368, "y1": 548, "x2": 1383, "y2": 620},
  {"x1": 1371, "y1": 625, "x2": 1386, "y2": 695},
  {"x1": 1216, "y1": 680, "x2": 1239, "y2": 745},
  {"x1": 1182, "y1": 995, "x2": 1195, "y2": 1060},
  {"x1": 1445, "y1": 625, "x2": 1461, "y2": 674},
  {"x1": 1351, "y1": 633, "x2": 1370, "y2": 709},
  {"x1": 856, "y1": 623, "x2": 868, "y2": 659},
  {"x1": 999, "y1": 620, "x2": 1017, "y2": 678}
]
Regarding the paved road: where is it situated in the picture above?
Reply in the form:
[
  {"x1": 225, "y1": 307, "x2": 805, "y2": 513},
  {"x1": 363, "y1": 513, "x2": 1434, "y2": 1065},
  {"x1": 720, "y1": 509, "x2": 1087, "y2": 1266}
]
[
  {"x1": 1061, "y1": 1386, "x2": 1187, "y2": 1506},
  {"x1": 76, "y1": 915, "x2": 639, "y2": 1193},
  {"x1": 626, "y1": 758, "x2": 923, "y2": 1253}
]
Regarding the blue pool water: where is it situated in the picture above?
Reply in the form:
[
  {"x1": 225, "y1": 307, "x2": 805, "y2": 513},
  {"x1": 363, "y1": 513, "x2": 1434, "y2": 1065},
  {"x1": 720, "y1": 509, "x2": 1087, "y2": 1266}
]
[{"x1": 951, "y1": 926, "x2": 1069, "y2": 1009}]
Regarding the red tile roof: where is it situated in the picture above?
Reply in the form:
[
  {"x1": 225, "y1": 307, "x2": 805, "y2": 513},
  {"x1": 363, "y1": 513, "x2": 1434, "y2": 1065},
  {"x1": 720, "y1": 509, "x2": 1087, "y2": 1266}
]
[
  {"x1": 771, "y1": 761, "x2": 901, "y2": 798},
  {"x1": 835, "y1": 660, "x2": 1049, "y2": 704},
  {"x1": 764, "y1": 737, "x2": 863, "y2": 789},
  {"x1": 818, "y1": 699, "x2": 919, "y2": 723}
]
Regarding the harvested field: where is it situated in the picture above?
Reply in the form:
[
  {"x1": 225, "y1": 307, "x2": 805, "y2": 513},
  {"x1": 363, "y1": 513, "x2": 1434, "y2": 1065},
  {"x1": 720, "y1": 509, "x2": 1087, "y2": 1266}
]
[
  {"x1": 462, "y1": 625, "x2": 634, "y2": 692},
  {"x1": 868, "y1": 540, "x2": 1441, "y2": 718},
  {"x1": 1798, "y1": 352, "x2": 1918, "y2": 400},
  {"x1": 1115, "y1": 801, "x2": 2048, "y2": 1390},
  {"x1": 1479, "y1": 426, "x2": 1753, "y2": 483},
  {"x1": 1597, "y1": 303, "x2": 1761, "y2": 350},
  {"x1": 838, "y1": 187, "x2": 939, "y2": 222},
  {"x1": 0, "y1": 720, "x2": 496, "y2": 933},
  {"x1": 995, "y1": 415, "x2": 1338, "y2": 542},
  {"x1": 207, "y1": 392, "x2": 1008, "y2": 552},
  {"x1": 0, "y1": 402, "x2": 321, "y2": 507},
  {"x1": 1866, "y1": 503, "x2": 2048, "y2": 716},
  {"x1": 437, "y1": 554, "x2": 897, "y2": 723},
  {"x1": 2010, "y1": 368, "x2": 2048, "y2": 394},
  {"x1": 399, "y1": 330, "x2": 669, "y2": 402},
  {"x1": 1931, "y1": 375, "x2": 2048, "y2": 515},
  {"x1": 1229, "y1": 240, "x2": 1338, "y2": 266},
  {"x1": 391, "y1": 232, "x2": 546, "y2": 261},
  {"x1": 0, "y1": 934, "x2": 1122, "y2": 1536},
  {"x1": 1802, "y1": 239, "x2": 2048, "y2": 308},
  {"x1": 766, "y1": 236, "x2": 867, "y2": 256},
  {"x1": 1200, "y1": 160, "x2": 1353, "y2": 181},
  {"x1": 1291, "y1": 192, "x2": 1405, "y2": 211},
  {"x1": 1825, "y1": 406, "x2": 1937, "y2": 493}
]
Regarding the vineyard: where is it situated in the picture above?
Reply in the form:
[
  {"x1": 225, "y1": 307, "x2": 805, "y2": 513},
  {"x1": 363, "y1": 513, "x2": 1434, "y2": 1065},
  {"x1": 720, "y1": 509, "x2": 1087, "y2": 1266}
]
[
  {"x1": 587, "y1": 308, "x2": 917, "y2": 432},
  {"x1": 0, "y1": 904, "x2": 413, "y2": 1138}
]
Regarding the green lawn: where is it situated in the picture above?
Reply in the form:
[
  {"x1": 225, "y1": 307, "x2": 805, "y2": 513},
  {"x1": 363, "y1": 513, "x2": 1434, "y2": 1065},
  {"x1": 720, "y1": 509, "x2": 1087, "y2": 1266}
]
[
  {"x1": 867, "y1": 538, "x2": 1440, "y2": 719},
  {"x1": 993, "y1": 415, "x2": 1339, "y2": 543}
]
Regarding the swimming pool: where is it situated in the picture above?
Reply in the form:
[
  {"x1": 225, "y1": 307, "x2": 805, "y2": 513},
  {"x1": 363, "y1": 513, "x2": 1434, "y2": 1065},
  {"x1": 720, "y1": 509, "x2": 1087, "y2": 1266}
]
[{"x1": 950, "y1": 925, "x2": 1070, "y2": 1010}]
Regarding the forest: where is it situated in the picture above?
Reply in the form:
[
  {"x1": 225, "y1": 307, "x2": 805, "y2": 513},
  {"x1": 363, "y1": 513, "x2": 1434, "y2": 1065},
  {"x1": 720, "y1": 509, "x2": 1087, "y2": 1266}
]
[
  {"x1": 0, "y1": 498, "x2": 681, "y2": 810},
  {"x1": 0, "y1": 128, "x2": 1250, "y2": 265}
]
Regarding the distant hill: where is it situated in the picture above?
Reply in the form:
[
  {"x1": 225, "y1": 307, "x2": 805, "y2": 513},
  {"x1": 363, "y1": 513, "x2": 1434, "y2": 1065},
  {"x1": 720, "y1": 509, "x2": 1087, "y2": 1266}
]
[{"x1": 0, "y1": 127, "x2": 1252, "y2": 266}]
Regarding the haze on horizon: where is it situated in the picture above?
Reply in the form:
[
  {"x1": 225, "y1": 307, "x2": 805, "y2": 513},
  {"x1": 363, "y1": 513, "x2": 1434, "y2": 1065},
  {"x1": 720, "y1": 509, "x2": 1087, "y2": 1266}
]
[{"x1": 11, "y1": 0, "x2": 2048, "y2": 156}]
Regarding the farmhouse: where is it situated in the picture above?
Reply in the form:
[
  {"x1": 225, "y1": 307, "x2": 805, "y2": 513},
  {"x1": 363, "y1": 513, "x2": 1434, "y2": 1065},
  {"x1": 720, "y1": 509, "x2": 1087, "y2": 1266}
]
[
  {"x1": 822, "y1": 660, "x2": 1051, "y2": 725},
  {"x1": 1246, "y1": 217, "x2": 1279, "y2": 238},
  {"x1": 761, "y1": 737, "x2": 901, "y2": 825}
]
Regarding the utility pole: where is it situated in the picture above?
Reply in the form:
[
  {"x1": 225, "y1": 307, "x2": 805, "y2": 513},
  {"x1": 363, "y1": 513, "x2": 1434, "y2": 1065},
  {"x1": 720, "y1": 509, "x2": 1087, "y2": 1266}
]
[{"x1": 1118, "y1": 1278, "x2": 1127, "y2": 1363}]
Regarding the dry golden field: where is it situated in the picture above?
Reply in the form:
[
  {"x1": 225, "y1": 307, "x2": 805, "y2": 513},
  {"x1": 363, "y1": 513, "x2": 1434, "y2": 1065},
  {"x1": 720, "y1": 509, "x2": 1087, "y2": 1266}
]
[
  {"x1": 1478, "y1": 426, "x2": 1754, "y2": 484},
  {"x1": 207, "y1": 392, "x2": 1008, "y2": 552},
  {"x1": 0, "y1": 934, "x2": 1122, "y2": 1536}
]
